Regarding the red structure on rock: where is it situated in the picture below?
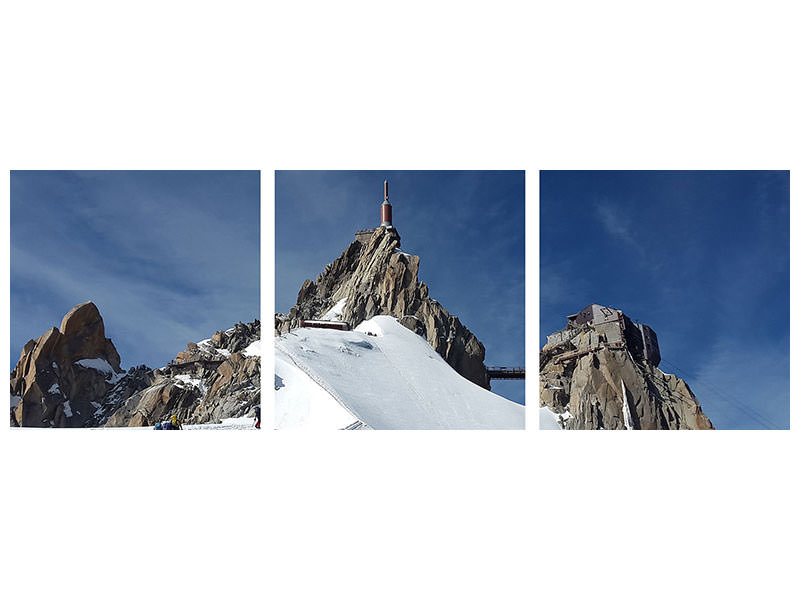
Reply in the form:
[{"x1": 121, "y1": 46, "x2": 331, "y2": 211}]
[
  {"x1": 299, "y1": 319, "x2": 350, "y2": 331},
  {"x1": 381, "y1": 179, "x2": 393, "y2": 227}
]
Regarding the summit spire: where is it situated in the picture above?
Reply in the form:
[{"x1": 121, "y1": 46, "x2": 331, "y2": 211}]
[{"x1": 381, "y1": 179, "x2": 392, "y2": 227}]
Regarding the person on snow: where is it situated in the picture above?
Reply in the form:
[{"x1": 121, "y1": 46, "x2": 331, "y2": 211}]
[
  {"x1": 170, "y1": 414, "x2": 183, "y2": 430},
  {"x1": 254, "y1": 405, "x2": 261, "y2": 429}
]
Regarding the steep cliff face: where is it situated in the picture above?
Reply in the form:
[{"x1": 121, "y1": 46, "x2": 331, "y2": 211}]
[
  {"x1": 540, "y1": 320, "x2": 713, "y2": 430},
  {"x1": 275, "y1": 227, "x2": 489, "y2": 388},
  {"x1": 10, "y1": 302, "x2": 260, "y2": 428}
]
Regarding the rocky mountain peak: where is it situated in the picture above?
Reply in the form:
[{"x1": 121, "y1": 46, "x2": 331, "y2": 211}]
[
  {"x1": 276, "y1": 226, "x2": 490, "y2": 388},
  {"x1": 103, "y1": 318, "x2": 261, "y2": 427},
  {"x1": 540, "y1": 303, "x2": 713, "y2": 430},
  {"x1": 10, "y1": 301, "x2": 127, "y2": 427},
  {"x1": 175, "y1": 319, "x2": 261, "y2": 365},
  {"x1": 11, "y1": 302, "x2": 260, "y2": 428},
  {"x1": 58, "y1": 301, "x2": 122, "y2": 370},
  {"x1": 60, "y1": 301, "x2": 102, "y2": 335}
]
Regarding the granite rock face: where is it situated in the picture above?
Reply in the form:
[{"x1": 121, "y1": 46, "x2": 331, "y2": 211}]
[
  {"x1": 86, "y1": 365, "x2": 156, "y2": 426},
  {"x1": 59, "y1": 302, "x2": 122, "y2": 369},
  {"x1": 102, "y1": 320, "x2": 261, "y2": 427},
  {"x1": 10, "y1": 302, "x2": 260, "y2": 428},
  {"x1": 540, "y1": 318, "x2": 713, "y2": 430},
  {"x1": 275, "y1": 227, "x2": 490, "y2": 388},
  {"x1": 9, "y1": 302, "x2": 135, "y2": 427}
]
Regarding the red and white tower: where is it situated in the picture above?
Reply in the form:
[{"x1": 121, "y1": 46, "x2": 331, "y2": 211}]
[{"x1": 381, "y1": 179, "x2": 393, "y2": 227}]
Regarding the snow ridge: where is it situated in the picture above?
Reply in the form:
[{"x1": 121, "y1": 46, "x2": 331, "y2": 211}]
[{"x1": 275, "y1": 316, "x2": 523, "y2": 430}]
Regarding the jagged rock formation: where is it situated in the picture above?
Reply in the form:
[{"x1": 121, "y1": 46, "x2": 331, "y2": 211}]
[
  {"x1": 275, "y1": 226, "x2": 489, "y2": 388},
  {"x1": 9, "y1": 302, "x2": 143, "y2": 427},
  {"x1": 103, "y1": 320, "x2": 261, "y2": 427},
  {"x1": 540, "y1": 303, "x2": 713, "y2": 430},
  {"x1": 10, "y1": 302, "x2": 260, "y2": 428},
  {"x1": 86, "y1": 365, "x2": 155, "y2": 426}
]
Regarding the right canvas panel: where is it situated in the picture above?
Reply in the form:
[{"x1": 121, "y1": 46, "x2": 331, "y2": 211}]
[{"x1": 539, "y1": 170, "x2": 789, "y2": 430}]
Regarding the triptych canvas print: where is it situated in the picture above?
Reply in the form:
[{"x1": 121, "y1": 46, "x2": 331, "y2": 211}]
[{"x1": 8, "y1": 170, "x2": 789, "y2": 430}]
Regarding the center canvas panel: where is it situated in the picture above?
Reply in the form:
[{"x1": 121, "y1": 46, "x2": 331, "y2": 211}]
[{"x1": 274, "y1": 171, "x2": 525, "y2": 430}]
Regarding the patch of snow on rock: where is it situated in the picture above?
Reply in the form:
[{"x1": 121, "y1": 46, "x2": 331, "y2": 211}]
[
  {"x1": 62, "y1": 401, "x2": 73, "y2": 418},
  {"x1": 320, "y1": 297, "x2": 347, "y2": 321},
  {"x1": 539, "y1": 406, "x2": 575, "y2": 430},
  {"x1": 74, "y1": 358, "x2": 125, "y2": 383},
  {"x1": 243, "y1": 339, "x2": 261, "y2": 358},
  {"x1": 539, "y1": 406, "x2": 563, "y2": 430},
  {"x1": 173, "y1": 374, "x2": 207, "y2": 397}
]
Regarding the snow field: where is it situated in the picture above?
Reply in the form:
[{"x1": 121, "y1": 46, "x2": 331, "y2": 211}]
[
  {"x1": 275, "y1": 316, "x2": 524, "y2": 430},
  {"x1": 274, "y1": 352, "x2": 361, "y2": 429}
]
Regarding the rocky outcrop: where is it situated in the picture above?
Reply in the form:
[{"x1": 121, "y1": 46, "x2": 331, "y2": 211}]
[
  {"x1": 59, "y1": 302, "x2": 122, "y2": 369},
  {"x1": 10, "y1": 302, "x2": 260, "y2": 428},
  {"x1": 275, "y1": 227, "x2": 489, "y2": 388},
  {"x1": 540, "y1": 315, "x2": 713, "y2": 430},
  {"x1": 101, "y1": 320, "x2": 261, "y2": 427},
  {"x1": 103, "y1": 381, "x2": 198, "y2": 428},
  {"x1": 9, "y1": 302, "x2": 139, "y2": 427},
  {"x1": 84, "y1": 365, "x2": 156, "y2": 427}
]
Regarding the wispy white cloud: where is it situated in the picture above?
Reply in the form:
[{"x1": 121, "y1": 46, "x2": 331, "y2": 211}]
[{"x1": 593, "y1": 200, "x2": 647, "y2": 261}]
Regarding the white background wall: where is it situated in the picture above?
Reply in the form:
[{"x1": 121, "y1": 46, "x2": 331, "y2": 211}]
[{"x1": 1, "y1": 2, "x2": 798, "y2": 600}]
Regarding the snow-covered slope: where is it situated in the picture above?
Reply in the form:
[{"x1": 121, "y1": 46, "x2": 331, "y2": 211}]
[
  {"x1": 275, "y1": 316, "x2": 524, "y2": 430},
  {"x1": 274, "y1": 352, "x2": 360, "y2": 429}
]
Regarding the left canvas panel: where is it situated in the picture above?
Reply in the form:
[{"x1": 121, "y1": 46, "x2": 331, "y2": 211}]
[{"x1": 9, "y1": 171, "x2": 261, "y2": 430}]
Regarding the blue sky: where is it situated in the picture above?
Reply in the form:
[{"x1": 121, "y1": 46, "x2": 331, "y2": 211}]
[
  {"x1": 540, "y1": 171, "x2": 789, "y2": 430},
  {"x1": 276, "y1": 171, "x2": 526, "y2": 406},
  {"x1": 10, "y1": 171, "x2": 260, "y2": 371}
]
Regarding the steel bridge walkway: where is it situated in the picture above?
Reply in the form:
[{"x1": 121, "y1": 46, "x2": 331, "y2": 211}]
[{"x1": 486, "y1": 367, "x2": 525, "y2": 380}]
